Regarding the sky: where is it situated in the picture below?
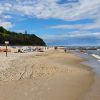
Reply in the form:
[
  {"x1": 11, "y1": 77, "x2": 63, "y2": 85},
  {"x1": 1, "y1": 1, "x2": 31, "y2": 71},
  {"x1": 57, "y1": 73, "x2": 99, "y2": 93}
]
[{"x1": 0, "y1": 0, "x2": 100, "y2": 46}]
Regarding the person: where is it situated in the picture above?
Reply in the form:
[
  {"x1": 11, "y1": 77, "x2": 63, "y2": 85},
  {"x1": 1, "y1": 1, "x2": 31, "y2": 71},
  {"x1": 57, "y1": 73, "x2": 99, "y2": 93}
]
[
  {"x1": 64, "y1": 48, "x2": 67, "y2": 53},
  {"x1": 54, "y1": 46, "x2": 57, "y2": 50}
]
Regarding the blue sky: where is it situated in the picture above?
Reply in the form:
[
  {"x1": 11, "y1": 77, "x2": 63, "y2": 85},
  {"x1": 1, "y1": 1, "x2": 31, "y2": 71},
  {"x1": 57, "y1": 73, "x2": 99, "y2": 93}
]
[{"x1": 0, "y1": 0, "x2": 100, "y2": 46}]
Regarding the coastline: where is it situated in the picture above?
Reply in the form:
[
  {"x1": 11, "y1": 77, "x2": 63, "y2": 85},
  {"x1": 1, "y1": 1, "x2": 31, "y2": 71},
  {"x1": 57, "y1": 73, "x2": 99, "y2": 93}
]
[
  {"x1": 0, "y1": 50, "x2": 94, "y2": 100},
  {"x1": 77, "y1": 52, "x2": 100, "y2": 100}
]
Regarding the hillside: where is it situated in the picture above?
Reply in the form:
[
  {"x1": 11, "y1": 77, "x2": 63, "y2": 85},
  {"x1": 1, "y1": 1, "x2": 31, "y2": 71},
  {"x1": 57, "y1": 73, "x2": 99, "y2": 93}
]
[{"x1": 0, "y1": 27, "x2": 46, "y2": 46}]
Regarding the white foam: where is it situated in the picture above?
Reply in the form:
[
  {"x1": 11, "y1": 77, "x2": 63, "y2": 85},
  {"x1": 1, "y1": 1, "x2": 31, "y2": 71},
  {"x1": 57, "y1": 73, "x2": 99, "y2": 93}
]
[{"x1": 92, "y1": 54, "x2": 100, "y2": 60}]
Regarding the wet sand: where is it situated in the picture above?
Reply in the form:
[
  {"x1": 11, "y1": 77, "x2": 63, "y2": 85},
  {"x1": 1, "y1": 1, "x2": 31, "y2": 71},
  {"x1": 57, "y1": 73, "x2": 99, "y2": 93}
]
[
  {"x1": 0, "y1": 50, "x2": 94, "y2": 100},
  {"x1": 80, "y1": 76, "x2": 100, "y2": 100}
]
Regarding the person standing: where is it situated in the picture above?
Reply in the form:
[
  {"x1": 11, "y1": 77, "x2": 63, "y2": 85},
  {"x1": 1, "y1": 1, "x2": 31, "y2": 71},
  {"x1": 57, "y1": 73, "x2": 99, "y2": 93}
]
[{"x1": 64, "y1": 48, "x2": 67, "y2": 53}]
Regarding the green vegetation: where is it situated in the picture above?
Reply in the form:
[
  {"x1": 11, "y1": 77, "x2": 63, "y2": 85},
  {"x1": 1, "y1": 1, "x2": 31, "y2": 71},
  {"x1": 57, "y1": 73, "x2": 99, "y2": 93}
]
[{"x1": 0, "y1": 27, "x2": 46, "y2": 46}]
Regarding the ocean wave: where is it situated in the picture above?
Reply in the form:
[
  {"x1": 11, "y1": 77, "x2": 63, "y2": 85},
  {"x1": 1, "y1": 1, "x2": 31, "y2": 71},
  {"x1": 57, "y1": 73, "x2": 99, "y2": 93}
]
[{"x1": 91, "y1": 54, "x2": 100, "y2": 61}]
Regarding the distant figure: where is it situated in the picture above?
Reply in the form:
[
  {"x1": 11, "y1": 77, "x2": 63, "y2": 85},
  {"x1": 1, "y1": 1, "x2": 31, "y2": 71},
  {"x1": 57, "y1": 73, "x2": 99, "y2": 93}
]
[
  {"x1": 54, "y1": 46, "x2": 57, "y2": 50},
  {"x1": 18, "y1": 49, "x2": 22, "y2": 53},
  {"x1": 64, "y1": 48, "x2": 67, "y2": 53}
]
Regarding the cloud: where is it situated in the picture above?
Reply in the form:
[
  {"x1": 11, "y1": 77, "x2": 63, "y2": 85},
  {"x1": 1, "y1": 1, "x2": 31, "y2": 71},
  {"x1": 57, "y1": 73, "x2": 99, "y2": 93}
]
[
  {"x1": 0, "y1": 3, "x2": 12, "y2": 14},
  {"x1": 12, "y1": 0, "x2": 100, "y2": 20},
  {"x1": 42, "y1": 31, "x2": 100, "y2": 46},
  {"x1": 0, "y1": 21, "x2": 13, "y2": 29},
  {"x1": 65, "y1": 32, "x2": 100, "y2": 38},
  {"x1": 0, "y1": 0, "x2": 100, "y2": 30},
  {"x1": 49, "y1": 18, "x2": 100, "y2": 30},
  {"x1": 43, "y1": 31, "x2": 100, "y2": 40},
  {"x1": 0, "y1": 0, "x2": 100, "y2": 45},
  {"x1": 49, "y1": 23, "x2": 98, "y2": 30},
  {"x1": 0, "y1": 15, "x2": 12, "y2": 19},
  {"x1": 0, "y1": 0, "x2": 100, "y2": 20}
]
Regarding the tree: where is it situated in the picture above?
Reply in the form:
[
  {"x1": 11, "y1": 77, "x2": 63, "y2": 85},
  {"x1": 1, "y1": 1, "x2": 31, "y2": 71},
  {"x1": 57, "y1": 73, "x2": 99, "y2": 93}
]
[{"x1": 0, "y1": 27, "x2": 46, "y2": 46}]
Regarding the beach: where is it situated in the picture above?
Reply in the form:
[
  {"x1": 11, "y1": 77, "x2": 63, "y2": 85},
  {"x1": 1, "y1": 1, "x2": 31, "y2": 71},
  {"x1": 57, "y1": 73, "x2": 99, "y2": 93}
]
[
  {"x1": 0, "y1": 49, "x2": 95, "y2": 100},
  {"x1": 77, "y1": 51, "x2": 100, "y2": 100}
]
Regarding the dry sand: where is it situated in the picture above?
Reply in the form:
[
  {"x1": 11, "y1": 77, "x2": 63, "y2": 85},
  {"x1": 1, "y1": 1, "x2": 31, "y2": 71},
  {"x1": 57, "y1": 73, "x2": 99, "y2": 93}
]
[{"x1": 0, "y1": 50, "x2": 94, "y2": 100}]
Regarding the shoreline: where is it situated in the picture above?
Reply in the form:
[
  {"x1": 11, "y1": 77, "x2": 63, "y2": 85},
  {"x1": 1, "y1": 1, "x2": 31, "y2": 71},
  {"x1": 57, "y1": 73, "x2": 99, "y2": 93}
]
[
  {"x1": 91, "y1": 54, "x2": 100, "y2": 61},
  {"x1": 0, "y1": 50, "x2": 95, "y2": 100},
  {"x1": 74, "y1": 51, "x2": 100, "y2": 100}
]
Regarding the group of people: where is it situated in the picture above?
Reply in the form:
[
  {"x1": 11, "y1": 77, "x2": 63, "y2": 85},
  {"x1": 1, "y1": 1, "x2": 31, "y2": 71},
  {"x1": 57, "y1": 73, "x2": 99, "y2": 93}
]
[{"x1": 54, "y1": 46, "x2": 67, "y2": 53}]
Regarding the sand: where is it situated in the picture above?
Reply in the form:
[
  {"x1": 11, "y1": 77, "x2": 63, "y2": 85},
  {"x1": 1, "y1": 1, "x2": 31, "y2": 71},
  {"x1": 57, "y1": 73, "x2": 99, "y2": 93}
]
[
  {"x1": 80, "y1": 75, "x2": 100, "y2": 100},
  {"x1": 0, "y1": 50, "x2": 94, "y2": 100}
]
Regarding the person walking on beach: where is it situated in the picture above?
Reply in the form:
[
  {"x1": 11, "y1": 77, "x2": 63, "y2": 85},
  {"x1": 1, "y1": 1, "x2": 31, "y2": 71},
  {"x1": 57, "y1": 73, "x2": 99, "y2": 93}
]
[
  {"x1": 64, "y1": 48, "x2": 67, "y2": 53},
  {"x1": 54, "y1": 46, "x2": 57, "y2": 50}
]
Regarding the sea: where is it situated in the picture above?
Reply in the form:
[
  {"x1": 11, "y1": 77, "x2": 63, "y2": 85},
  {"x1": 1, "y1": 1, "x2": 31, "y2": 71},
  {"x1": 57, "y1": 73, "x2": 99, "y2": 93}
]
[{"x1": 74, "y1": 50, "x2": 100, "y2": 75}]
